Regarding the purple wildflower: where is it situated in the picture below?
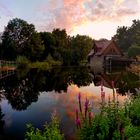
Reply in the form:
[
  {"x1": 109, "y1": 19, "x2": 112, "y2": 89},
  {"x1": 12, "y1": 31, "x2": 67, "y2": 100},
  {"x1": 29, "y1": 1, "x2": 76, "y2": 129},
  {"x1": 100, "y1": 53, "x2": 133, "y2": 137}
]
[
  {"x1": 112, "y1": 80, "x2": 115, "y2": 88},
  {"x1": 75, "y1": 108, "x2": 78, "y2": 120},
  {"x1": 78, "y1": 92, "x2": 81, "y2": 100},
  {"x1": 101, "y1": 91, "x2": 105, "y2": 103},
  {"x1": 78, "y1": 92, "x2": 82, "y2": 114},
  {"x1": 101, "y1": 81, "x2": 103, "y2": 92},
  {"x1": 85, "y1": 98, "x2": 89, "y2": 118},
  {"x1": 75, "y1": 118, "x2": 81, "y2": 129},
  {"x1": 88, "y1": 112, "x2": 92, "y2": 124}
]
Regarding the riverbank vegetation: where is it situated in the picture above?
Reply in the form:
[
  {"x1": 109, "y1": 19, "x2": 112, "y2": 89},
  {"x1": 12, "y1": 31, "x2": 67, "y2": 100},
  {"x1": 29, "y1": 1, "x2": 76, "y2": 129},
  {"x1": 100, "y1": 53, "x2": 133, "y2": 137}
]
[
  {"x1": 76, "y1": 92, "x2": 140, "y2": 140},
  {"x1": 0, "y1": 18, "x2": 93, "y2": 68},
  {"x1": 1, "y1": 18, "x2": 140, "y2": 68}
]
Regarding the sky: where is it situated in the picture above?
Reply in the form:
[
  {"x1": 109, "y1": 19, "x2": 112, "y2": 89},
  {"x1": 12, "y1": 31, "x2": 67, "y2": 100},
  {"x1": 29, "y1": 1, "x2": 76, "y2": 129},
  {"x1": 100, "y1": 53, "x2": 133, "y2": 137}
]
[{"x1": 0, "y1": 0, "x2": 140, "y2": 39}]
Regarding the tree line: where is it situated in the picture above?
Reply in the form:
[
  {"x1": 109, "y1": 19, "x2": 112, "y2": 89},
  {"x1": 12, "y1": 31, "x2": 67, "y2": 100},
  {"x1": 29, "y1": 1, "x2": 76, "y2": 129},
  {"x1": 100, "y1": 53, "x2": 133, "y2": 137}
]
[
  {"x1": 113, "y1": 19, "x2": 140, "y2": 58},
  {"x1": 0, "y1": 18, "x2": 93, "y2": 66},
  {"x1": 0, "y1": 18, "x2": 140, "y2": 65}
]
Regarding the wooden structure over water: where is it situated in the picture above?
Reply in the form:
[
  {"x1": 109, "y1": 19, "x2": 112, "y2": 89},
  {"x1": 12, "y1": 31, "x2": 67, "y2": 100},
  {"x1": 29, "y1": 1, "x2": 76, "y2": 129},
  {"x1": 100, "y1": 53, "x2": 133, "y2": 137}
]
[{"x1": 88, "y1": 39, "x2": 134, "y2": 69}]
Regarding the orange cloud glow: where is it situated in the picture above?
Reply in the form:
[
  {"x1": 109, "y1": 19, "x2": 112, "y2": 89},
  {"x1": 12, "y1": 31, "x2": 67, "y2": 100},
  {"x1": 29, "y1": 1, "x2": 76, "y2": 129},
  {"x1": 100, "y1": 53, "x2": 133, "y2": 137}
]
[{"x1": 35, "y1": 0, "x2": 139, "y2": 39}]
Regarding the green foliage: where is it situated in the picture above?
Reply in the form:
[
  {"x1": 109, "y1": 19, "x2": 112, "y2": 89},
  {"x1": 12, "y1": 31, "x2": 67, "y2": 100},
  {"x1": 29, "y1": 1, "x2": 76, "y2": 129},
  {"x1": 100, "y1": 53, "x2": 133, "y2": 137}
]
[
  {"x1": 25, "y1": 113, "x2": 64, "y2": 140},
  {"x1": 113, "y1": 20, "x2": 140, "y2": 53},
  {"x1": 77, "y1": 94, "x2": 140, "y2": 140},
  {"x1": 2, "y1": 18, "x2": 35, "y2": 60},
  {"x1": 24, "y1": 32, "x2": 45, "y2": 61},
  {"x1": 1, "y1": 17, "x2": 93, "y2": 65},
  {"x1": 16, "y1": 56, "x2": 30, "y2": 69},
  {"x1": 128, "y1": 44, "x2": 140, "y2": 58},
  {"x1": 68, "y1": 35, "x2": 93, "y2": 65},
  {"x1": 1, "y1": 18, "x2": 44, "y2": 61},
  {"x1": 40, "y1": 32, "x2": 56, "y2": 60}
]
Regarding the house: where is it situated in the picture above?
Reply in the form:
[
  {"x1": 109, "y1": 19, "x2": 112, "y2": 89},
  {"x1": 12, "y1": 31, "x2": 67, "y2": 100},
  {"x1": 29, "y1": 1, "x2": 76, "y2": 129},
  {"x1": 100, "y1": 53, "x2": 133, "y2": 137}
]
[{"x1": 88, "y1": 39, "x2": 131, "y2": 67}]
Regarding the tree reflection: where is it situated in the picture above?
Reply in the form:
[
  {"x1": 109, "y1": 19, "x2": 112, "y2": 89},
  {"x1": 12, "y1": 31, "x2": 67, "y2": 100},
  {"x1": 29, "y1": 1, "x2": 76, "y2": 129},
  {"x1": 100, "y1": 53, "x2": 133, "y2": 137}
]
[
  {"x1": 0, "y1": 106, "x2": 4, "y2": 135},
  {"x1": 0, "y1": 67, "x2": 92, "y2": 110},
  {"x1": 0, "y1": 94, "x2": 5, "y2": 135},
  {"x1": 1, "y1": 66, "x2": 139, "y2": 111},
  {"x1": 116, "y1": 72, "x2": 140, "y2": 95},
  {"x1": 26, "y1": 67, "x2": 93, "y2": 92},
  {"x1": 0, "y1": 76, "x2": 39, "y2": 110}
]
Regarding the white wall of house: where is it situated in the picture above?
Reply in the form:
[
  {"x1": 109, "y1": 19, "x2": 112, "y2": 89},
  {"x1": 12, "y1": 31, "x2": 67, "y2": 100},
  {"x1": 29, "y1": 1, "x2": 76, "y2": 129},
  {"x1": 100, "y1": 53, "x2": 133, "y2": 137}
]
[{"x1": 89, "y1": 56, "x2": 104, "y2": 66}]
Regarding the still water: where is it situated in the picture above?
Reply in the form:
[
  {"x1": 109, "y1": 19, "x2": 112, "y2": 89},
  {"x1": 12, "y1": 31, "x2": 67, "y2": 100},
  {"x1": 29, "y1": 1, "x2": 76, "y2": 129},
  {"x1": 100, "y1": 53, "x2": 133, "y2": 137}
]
[{"x1": 0, "y1": 66, "x2": 139, "y2": 140}]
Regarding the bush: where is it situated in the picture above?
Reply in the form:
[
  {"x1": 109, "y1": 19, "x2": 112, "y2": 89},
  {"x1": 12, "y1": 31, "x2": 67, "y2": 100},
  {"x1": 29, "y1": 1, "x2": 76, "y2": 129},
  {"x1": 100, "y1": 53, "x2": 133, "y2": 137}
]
[
  {"x1": 16, "y1": 56, "x2": 30, "y2": 69},
  {"x1": 25, "y1": 112, "x2": 64, "y2": 140}
]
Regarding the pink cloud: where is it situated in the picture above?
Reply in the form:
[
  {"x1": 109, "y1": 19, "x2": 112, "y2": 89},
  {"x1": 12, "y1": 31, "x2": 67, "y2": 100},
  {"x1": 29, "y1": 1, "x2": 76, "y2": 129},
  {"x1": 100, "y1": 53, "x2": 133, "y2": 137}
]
[{"x1": 35, "y1": 0, "x2": 138, "y2": 33}]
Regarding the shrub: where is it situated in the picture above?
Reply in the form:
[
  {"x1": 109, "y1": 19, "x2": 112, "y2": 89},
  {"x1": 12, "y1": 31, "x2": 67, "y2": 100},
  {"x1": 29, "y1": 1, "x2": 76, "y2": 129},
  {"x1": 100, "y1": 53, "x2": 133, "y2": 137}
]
[
  {"x1": 25, "y1": 112, "x2": 64, "y2": 140},
  {"x1": 16, "y1": 56, "x2": 30, "y2": 69}
]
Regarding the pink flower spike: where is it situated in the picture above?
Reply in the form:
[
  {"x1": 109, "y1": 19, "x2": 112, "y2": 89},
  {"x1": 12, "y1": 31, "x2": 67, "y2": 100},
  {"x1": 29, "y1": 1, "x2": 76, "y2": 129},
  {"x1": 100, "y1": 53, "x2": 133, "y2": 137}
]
[
  {"x1": 101, "y1": 82, "x2": 103, "y2": 91},
  {"x1": 112, "y1": 80, "x2": 115, "y2": 88},
  {"x1": 75, "y1": 108, "x2": 78, "y2": 120},
  {"x1": 85, "y1": 98, "x2": 89, "y2": 109},
  {"x1": 85, "y1": 98, "x2": 89, "y2": 118},
  {"x1": 88, "y1": 112, "x2": 92, "y2": 124},
  {"x1": 76, "y1": 118, "x2": 81, "y2": 128},
  {"x1": 78, "y1": 92, "x2": 81, "y2": 100},
  {"x1": 101, "y1": 91, "x2": 105, "y2": 98}
]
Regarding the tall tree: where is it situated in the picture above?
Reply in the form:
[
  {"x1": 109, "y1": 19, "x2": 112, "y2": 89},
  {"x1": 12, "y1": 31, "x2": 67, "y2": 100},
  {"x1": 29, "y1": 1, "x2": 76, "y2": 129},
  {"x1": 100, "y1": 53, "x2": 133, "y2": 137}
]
[
  {"x1": 2, "y1": 18, "x2": 44, "y2": 60},
  {"x1": 70, "y1": 35, "x2": 93, "y2": 65},
  {"x1": 128, "y1": 44, "x2": 140, "y2": 58},
  {"x1": 113, "y1": 20, "x2": 140, "y2": 54},
  {"x1": 40, "y1": 32, "x2": 56, "y2": 60},
  {"x1": 113, "y1": 26, "x2": 129, "y2": 52},
  {"x1": 52, "y1": 28, "x2": 68, "y2": 62}
]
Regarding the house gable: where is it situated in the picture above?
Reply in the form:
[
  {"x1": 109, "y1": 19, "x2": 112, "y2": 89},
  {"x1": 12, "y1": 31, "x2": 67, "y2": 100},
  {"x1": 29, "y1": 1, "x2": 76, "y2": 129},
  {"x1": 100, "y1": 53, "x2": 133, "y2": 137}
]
[{"x1": 101, "y1": 41, "x2": 123, "y2": 56}]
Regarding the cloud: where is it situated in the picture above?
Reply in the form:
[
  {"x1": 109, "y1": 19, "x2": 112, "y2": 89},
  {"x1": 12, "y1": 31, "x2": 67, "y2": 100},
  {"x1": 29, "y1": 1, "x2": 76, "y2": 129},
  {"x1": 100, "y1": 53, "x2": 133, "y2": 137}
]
[
  {"x1": 137, "y1": 0, "x2": 140, "y2": 5},
  {"x1": 36, "y1": 0, "x2": 87, "y2": 32},
  {"x1": 35, "y1": 0, "x2": 138, "y2": 33},
  {"x1": 86, "y1": 0, "x2": 137, "y2": 22},
  {"x1": 114, "y1": 0, "x2": 125, "y2": 5}
]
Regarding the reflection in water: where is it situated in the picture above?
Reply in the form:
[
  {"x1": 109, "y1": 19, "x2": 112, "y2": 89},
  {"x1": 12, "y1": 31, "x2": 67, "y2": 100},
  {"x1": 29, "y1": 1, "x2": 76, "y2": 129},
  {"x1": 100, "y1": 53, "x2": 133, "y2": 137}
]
[
  {"x1": 0, "y1": 66, "x2": 139, "y2": 112},
  {"x1": 0, "y1": 66, "x2": 139, "y2": 139},
  {"x1": 90, "y1": 66, "x2": 140, "y2": 95},
  {"x1": 0, "y1": 93, "x2": 5, "y2": 138},
  {"x1": 0, "y1": 106, "x2": 4, "y2": 135},
  {"x1": 0, "y1": 67, "x2": 93, "y2": 111}
]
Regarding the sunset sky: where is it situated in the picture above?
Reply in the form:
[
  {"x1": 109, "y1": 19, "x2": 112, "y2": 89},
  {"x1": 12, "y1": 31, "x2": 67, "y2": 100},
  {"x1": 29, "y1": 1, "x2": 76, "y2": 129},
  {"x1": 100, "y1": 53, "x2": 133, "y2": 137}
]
[{"x1": 0, "y1": 0, "x2": 140, "y2": 39}]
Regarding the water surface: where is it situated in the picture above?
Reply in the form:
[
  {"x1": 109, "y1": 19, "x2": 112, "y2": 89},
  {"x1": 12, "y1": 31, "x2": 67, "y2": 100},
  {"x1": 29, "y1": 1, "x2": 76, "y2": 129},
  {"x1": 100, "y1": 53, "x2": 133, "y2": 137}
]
[{"x1": 0, "y1": 67, "x2": 139, "y2": 140}]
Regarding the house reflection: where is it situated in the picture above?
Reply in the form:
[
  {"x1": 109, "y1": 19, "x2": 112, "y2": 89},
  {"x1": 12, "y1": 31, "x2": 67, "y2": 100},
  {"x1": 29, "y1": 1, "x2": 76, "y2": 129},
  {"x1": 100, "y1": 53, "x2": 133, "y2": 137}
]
[{"x1": 89, "y1": 65, "x2": 140, "y2": 95}]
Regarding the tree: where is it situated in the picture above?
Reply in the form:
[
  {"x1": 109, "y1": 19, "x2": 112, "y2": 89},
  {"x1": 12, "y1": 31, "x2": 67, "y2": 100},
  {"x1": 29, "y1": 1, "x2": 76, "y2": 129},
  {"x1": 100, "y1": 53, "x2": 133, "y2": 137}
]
[
  {"x1": 128, "y1": 44, "x2": 140, "y2": 58},
  {"x1": 70, "y1": 35, "x2": 93, "y2": 65},
  {"x1": 40, "y1": 32, "x2": 56, "y2": 60},
  {"x1": 2, "y1": 18, "x2": 44, "y2": 60},
  {"x1": 52, "y1": 29, "x2": 68, "y2": 62},
  {"x1": 24, "y1": 32, "x2": 44, "y2": 61},
  {"x1": 113, "y1": 20, "x2": 140, "y2": 53},
  {"x1": 113, "y1": 26, "x2": 129, "y2": 52}
]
